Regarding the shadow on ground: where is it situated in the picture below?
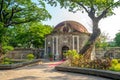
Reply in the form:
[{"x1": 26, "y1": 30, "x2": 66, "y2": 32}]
[{"x1": 9, "y1": 76, "x2": 39, "y2": 80}]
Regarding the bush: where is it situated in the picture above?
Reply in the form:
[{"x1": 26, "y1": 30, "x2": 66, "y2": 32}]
[
  {"x1": 112, "y1": 59, "x2": 118, "y2": 65},
  {"x1": 2, "y1": 57, "x2": 12, "y2": 64},
  {"x1": 89, "y1": 58, "x2": 111, "y2": 70},
  {"x1": 2, "y1": 46, "x2": 14, "y2": 54},
  {"x1": 117, "y1": 59, "x2": 120, "y2": 63},
  {"x1": 114, "y1": 64, "x2": 120, "y2": 71},
  {"x1": 48, "y1": 53, "x2": 53, "y2": 58},
  {"x1": 65, "y1": 50, "x2": 81, "y2": 66},
  {"x1": 26, "y1": 53, "x2": 35, "y2": 60},
  {"x1": 109, "y1": 59, "x2": 120, "y2": 72},
  {"x1": 65, "y1": 50, "x2": 112, "y2": 69}
]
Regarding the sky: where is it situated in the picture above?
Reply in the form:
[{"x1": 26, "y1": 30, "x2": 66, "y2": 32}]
[{"x1": 43, "y1": 3, "x2": 120, "y2": 41}]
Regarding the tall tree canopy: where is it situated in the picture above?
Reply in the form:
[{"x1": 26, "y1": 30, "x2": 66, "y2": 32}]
[
  {"x1": 114, "y1": 32, "x2": 120, "y2": 47},
  {"x1": 0, "y1": 0, "x2": 51, "y2": 59},
  {"x1": 45, "y1": 0, "x2": 120, "y2": 59},
  {"x1": 7, "y1": 22, "x2": 53, "y2": 48},
  {"x1": 0, "y1": 0, "x2": 51, "y2": 27}
]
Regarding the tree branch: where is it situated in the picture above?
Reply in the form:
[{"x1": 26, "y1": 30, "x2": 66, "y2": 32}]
[
  {"x1": 10, "y1": 18, "x2": 36, "y2": 26},
  {"x1": 6, "y1": 0, "x2": 11, "y2": 9},
  {"x1": 97, "y1": 8, "x2": 109, "y2": 21},
  {"x1": 8, "y1": 8, "x2": 14, "y2": 24},
  {"x1": 0, "y1": 0, "x2": 4, "y2": 21},
  {"x1": 8, "y1": 5, "x2": 21, "y2": 24},
  {"x1": 13, "y1": 9, "x2": 22, "y2": 13},
  {"x1": 97, "y1": 1, "x2": 119, "y2": 21},
  {"x1": 77, "y1": 2, "x2": 89, "y2": 13},
  {"x1": 88, "y1": 7, "x2": 95, "y2": 20}
]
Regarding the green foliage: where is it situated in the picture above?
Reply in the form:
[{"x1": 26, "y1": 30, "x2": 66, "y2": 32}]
[
  {"x1": 48, "y1": 53, "x2": 53, "y2": 58},
  {"x1": 65, "y1": 50, "x2": 79, "y2": 59},
  {"x1": 109, "y1": 59, "x2": 120, "y2": 72},
  {"x1": 112, "y1": 64, "x2": 120, "y2": 71},
  {"x1": 2, "y1": 57, "x2": 12, "y2": 64},
  {"x1": 45, "y1": 0, "x2": 120, "y2": 18},
  {"x1": 2, "y1": 46, "x2": 14, "y2": 54},
  {"x1": 0, "y1": 25, "x2": 7, "y2": 44},
  {"x1": 7, "y1": 22, "x2": 53, "y2": 48},
  {"x1": 114, "y1": 32, "x2": 120, "y2": 47},
  {"x1": 95, "y1": 32, "x2": 109, "y2": 49},
  {"x1": 112, "y1": 59, "x2": 118, "y2": 65},
  {"x1": 65, "y1": 50, "x2": 111, "y2": 69},
  {"x1": 0, "y1": 0, "x2": 51, "y2": 57},
  {"x1": 118, "y1": 59, "x2": 120, "y2": 63},
  {"x1": 26, "y1": 53, "x2": 35, "y2": 60},
  {"x1": 0, "y1": 0, "x2": 51, "y2": 28},
  {"x1": 108, "y1": 41, "x2": 116, "y2": 47}
]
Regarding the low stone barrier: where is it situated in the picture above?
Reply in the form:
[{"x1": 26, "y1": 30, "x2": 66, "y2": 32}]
[
  {"x1": 0, "y1": 59, "x2": 41, "y2": 70},
  {"x1": 55, "y1": 63, "x2": 120, "y2": 79}
]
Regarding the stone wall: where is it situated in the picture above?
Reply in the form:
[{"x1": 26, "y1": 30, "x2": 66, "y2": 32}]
[
  {"x1": 7, "y1": 48, "x2": 44, "y2": 59},
  {"x1": 95, "y1": 47, "x2": 120, "y2": 59}
]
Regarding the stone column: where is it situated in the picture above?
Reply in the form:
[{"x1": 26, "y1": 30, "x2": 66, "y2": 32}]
[
  {"x1": 56, "y1": 36, "x2": 58, "y2": 54},
  {"x1": 52, "y1": 37, "x2": 54, "y2": 54},
  {"x1": 44, "y1": 38, "x2": 47, "y2": 58},
  {"x1": 77, "y1": 36, "x2": 79, "y2": 53},
  {"x1": 72, "y1": 36, "x2": 74, "y2": 50}
]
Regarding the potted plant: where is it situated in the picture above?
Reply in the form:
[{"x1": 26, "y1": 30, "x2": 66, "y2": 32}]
[{"x1": 48, "y1": 53, "x2": 53, "y2": 61}]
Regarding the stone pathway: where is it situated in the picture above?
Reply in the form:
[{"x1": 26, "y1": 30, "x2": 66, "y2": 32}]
[{"x1": 0, "y1": 61, "x2": 112, "y2": 80}]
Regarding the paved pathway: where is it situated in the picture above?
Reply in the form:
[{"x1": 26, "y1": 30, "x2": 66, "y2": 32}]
[{"x1": 0, "y1": 61, "x2": 112, "y2": 80}]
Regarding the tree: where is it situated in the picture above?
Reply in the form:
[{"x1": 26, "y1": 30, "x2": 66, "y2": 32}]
[
  {"x1": 28, "y1": 23, "x2": 53, "y2": 48},
  {"x1": 6, "y1": 25, "x2": 29, "y2": 47},
  {"x1": 7, "y1": 22, "x2": 53, "y2": 48},
  {"x1": 114, "y1": 32, "x2": 120, "y2": 47},
  {"x1": 45, "y1": 0, "x2": 120, "y2": 59},
  {"x1": 0, "y1": 0, "x2": 51, "y2": 59},
  {"x1": 0, "y1": 0, "x2": 51, "y2": 27}
]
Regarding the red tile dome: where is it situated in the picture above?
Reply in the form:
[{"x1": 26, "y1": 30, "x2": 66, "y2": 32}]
[{"x1": 53, "y1": 21, "x2": 88, "y2": 33}]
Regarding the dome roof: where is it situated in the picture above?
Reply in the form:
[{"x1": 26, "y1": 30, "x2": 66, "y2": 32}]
[{"x1": 53, "y1": 21, "x2": 88, "y2": 33}]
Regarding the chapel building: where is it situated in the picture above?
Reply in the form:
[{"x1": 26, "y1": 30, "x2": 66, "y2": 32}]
[{"x1": 45, "y1": 20, "x2": 91, "y2": 60}]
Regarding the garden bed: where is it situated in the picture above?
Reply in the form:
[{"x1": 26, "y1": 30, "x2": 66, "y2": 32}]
[
  {"x1": 55, "y1": 61, "x2": 120, "y2": 80},
  {"x1": 0, "y1": 59, "x2": 41, "y2": 70}
]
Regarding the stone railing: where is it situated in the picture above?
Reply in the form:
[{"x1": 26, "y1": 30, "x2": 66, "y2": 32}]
[{"x1": 55, "y1": 61, "x2": 120, "y2": 80}]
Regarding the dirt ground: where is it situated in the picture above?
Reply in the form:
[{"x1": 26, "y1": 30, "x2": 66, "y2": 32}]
[{"x1": 0, "y1": 61, "x2": 112, "y2": 80}]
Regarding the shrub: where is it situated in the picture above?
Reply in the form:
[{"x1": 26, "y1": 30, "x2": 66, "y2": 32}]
[
  {"x1": 2, "y1": 46, "x2": 14, "y2": 54},
  {"x1": 2, "y1": 57, "x2": 12, "y2": 64},
  {"x1": 114, "y1": 64, "x2": 120, "y2": 71},
  {"x1": 109, "y1": 59, "x2": 120, "y2": 72},
  {"x1": 65, "y1": 50, "x2": 112, "y2": 69},
  {"x1": 48, "y1": 53, "x2": 53, "y2": 58},
  {"x1": 117, "y1": 59, "x2": 120, "y2": 63},
  {"x1": 26, "y1": 53, "x2": 35, "y2": 60},
  {"x1": 89, "y1": 58, "x2": 112, "y2": 70},
  {"x1": 112, "y1": 59, "x2": 118, "y2": 65},
  {"x1": 65, "y1": 50, "x2": 81, "y2": 66}
]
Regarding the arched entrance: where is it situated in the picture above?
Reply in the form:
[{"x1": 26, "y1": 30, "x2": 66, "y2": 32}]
[{"x1": 62, "y1": 46, "x2": 69, "y2": 59}]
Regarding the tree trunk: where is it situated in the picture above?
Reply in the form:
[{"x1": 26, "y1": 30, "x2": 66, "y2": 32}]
[{"x1": 79, "y1": 19, "x2": 101, "y2": 59}]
